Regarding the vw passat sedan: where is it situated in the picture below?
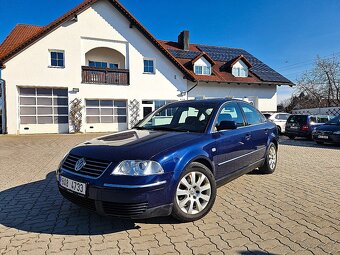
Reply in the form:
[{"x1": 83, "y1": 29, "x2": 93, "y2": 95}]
[{"x1": 57, "y1": 99, "x2": 279, "y2": 222}]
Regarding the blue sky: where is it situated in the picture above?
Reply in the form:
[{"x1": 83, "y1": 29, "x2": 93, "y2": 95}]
[{"x1": 1, "y1": 0, "x2": 340, "y2": 103}]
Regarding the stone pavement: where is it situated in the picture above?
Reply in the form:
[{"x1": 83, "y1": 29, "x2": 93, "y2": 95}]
[{"x1": 0, "y1": 134, "x2": 339, "y2": 255}]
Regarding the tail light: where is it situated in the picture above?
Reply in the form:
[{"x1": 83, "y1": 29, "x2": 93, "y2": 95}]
[{"x1": 301, "y1": 125, "x2": 309, "y2": 131}]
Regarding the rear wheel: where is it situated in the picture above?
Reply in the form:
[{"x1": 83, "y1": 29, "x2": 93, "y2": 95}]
[
  {"x1": 277, "y1": 126, "x2": 282, "y2": 134},
  {"x1": 172, "y1": 162, "x2": 216, "y2": 222},
  {"x1": 258, "y1": 143, "x2": 277, "y2": 174}
]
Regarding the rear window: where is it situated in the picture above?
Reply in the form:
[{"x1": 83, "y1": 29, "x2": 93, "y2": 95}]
[{"x1": 287, "y1": 115, "x2": 308, "y2": 124}]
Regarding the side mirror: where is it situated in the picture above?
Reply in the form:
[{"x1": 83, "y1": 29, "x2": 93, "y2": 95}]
[{"x1": 216, "y1": 120, "x2": 237, "y2": 131}]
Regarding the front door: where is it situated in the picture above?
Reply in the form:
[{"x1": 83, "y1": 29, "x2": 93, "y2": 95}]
[
  {"x1": 142, "y1": 100, "x2": 154, "y2": 118},
  {"x1": 239, "y1": 102, "x2": 269, "y2": 162},
  {"x1": 213, "y1": 102, "x2": 253, "y2": 179}
]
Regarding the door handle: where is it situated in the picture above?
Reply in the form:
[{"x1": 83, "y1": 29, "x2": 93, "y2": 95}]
[{"x1": 245, "y1": 134, "x2": 251, "y2": 141}]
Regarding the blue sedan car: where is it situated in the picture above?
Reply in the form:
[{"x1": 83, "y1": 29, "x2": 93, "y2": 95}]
[{"x1": 57, "y1": 99, "x2": 279, "y2": 222}]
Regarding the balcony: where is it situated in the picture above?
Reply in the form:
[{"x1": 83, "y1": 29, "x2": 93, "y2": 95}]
[{"x1": 82, "y1": 66, "x2": 130, "y2": 85}]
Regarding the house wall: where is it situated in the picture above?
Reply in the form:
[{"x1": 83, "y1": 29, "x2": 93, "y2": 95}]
[
  {"x1": 2, "y1": 0, "x2": 187, "y2": 134},
  {"x1": 187, "y1": 82, "x2": 277, "y2": 112}
]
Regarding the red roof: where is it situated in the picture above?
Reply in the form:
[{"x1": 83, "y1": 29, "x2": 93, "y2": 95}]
[{"x1": 0, "y1": 24, "x2": 44, "y2": 61}]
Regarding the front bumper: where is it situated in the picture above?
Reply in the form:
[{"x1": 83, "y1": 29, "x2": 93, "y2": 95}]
[
  {"x1": 57, "y1": 167, "x2": 174, "y2": 219},
  {"x1": 312, "y1": 134, "x2": 340, "y2": 144}
]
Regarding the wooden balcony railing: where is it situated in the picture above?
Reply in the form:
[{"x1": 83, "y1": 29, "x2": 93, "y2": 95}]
[{"x1": 82, "y1": 66, "x2": 130, "y2": 85}]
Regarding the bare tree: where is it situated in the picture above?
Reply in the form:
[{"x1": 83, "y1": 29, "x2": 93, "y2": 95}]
[
  {"x1": 69, "y1": 98, "x2": 84, "y2": 133},
  {"x1": 296, "y1": 55, "x2": 340, "y2": 108}
]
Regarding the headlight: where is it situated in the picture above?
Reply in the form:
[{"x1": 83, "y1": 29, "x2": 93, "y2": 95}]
[
  {"x1": 112, "y1": 160, "x2": 164, "y2": 176},
  {"x1": 333, "y1": 131, "x2": 340, "y2": 135}
]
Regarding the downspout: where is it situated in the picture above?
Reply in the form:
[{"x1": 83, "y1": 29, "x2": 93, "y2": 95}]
[
  {"x1": 0, "y1": 78, "x2": 7, "y2": 134},
  {"x1": 186, "y1": 81, "x2": 199, "y2": 100}
]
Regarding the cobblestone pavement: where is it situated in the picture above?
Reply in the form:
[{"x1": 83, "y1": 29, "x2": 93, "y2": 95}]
[{"x1": 0, "y1": 134, "x2": 339, "y2": 255}]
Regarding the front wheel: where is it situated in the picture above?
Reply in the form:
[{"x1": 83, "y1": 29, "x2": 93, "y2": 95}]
[
  {"x1": 258, "y1": 143, "x2": 277, "y2": 174},
  {"x1": 172, "y1": 162, "x2": 216, "y2": 222}
]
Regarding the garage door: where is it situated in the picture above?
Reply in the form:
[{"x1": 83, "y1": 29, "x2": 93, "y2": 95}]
[
  {"x1": 19, "y1": 87, "x2": 69, "y2": 134},
  {"x1": 85, "y1": 99, "x2": 128, "y2": 132}
]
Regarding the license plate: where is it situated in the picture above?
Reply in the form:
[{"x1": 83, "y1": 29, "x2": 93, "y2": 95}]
[
  {"x1": 318, "y1": 135, "x2": 328, "y2": 139},
  {"x1": 59, "y1": 176, "x2": 86, "y2": 195},
  {"x1": 290, "y1": 126, "x2": 299, "y2": 129}
]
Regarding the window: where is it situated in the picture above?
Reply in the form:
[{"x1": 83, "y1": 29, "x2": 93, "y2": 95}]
[
  {"x1": 240, "y1": 103, "x2": 266, "y2": 125},
  {"x1": 194, "y1": 66, "x2": 211, "y2": 75},
  {"x1": 50, "y1": 51, "x2": 64, "y2": 67},
  {"x1": 144, "y1": 59, "x2": 155, "y2": 73},
  {"x1": 276, "y1": 114, "x2": 290, "y2": 120},
  {"x1": 154, "y1": 100, "x2": 176, "y2": 116},
  {"x1": 89, "y1": 61, "x2": 119, "y2": 69},
  {"x1": 232, "y1": 67, "x2": 248, "y2": 77},
  {"x1": 19, "y1": 88, "x2": 68, "y2": 124},
  {"x1": 217, "y1": 103, "x2": 245, "y2": 128},
  {"x1": 232, "y1": 60, "x2": 248, "y2": 77},
  {"x1": 86, "y1": 99, "x2": 127, "y2": 124}
]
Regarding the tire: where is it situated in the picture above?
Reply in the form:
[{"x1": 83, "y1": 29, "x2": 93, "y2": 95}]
[
  {"x1": 258, "y1": 143, "x2": 277, "y2": 174},
  {"x1": 277, "y1": 126, "x2": 282, "y2": 134},
  {"x1": 288, "y1": 135, "x2": 295, "y2": 140},
  {"x1": 172, "y1": 162, "x2": 216, "y2": 222}
]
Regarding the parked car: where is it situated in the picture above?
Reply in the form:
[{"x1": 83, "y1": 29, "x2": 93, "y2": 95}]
[
  {"x1": 312, "y1": 116, "x2": 340, "y2": 145},
  {"x1": 285, "y1": 114, "x2": 333, "y2": 139},
  {"x1": 57, "y1": 99, "x2": 279, "y2": 222},
  {"x1": 263, "y1": 113, "x2": 272, "y2": 119},
  {"x1": 268, "y1": 113, "x2": 291, "y2": 134}
]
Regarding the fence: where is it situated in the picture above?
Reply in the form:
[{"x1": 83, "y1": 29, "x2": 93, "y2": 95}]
[{"x1": 292, "y1": 107, "x2": 340, "y2": 116}]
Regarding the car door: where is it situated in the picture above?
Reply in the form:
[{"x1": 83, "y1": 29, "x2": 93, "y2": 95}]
[
  {"x1": 212, "y1": 102, "x2": 253, "y2": 180},
  {"x1": 238, "y1": 102, "x2": 269, "y2": 162}
]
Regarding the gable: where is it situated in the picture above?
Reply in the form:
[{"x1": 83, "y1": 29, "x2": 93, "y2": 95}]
[{"x1": 0, "y1": 0, "x2": 195, "y2": 81}]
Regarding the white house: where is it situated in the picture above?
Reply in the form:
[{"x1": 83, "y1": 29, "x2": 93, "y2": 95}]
[{"x1": 0, "y1": 0, "x2": 293, "y2": 135}]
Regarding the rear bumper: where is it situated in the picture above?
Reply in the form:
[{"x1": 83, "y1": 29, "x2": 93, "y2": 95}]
[{"x1": 285, "y1": 130, "x2": 311, "y2": 137}]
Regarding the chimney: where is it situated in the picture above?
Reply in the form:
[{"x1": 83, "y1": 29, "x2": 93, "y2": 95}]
[{"x1": 178, "y1": 30, "x2": 190, "y2": 51}]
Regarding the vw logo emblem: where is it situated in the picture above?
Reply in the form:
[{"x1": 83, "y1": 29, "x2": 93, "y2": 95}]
[{"x1": 75, "y1": 158, "x2": 86, "y2": 171}]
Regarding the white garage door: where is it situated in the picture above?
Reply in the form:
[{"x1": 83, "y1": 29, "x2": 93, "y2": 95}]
[
  {"x1": 19, "y1": 87, "x2": 69, "y2": 134},
  {"x1": 85, "y1": 99, "x2": 128, "y2": 132}
]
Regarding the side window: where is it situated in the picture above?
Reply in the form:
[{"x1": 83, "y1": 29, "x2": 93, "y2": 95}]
[
  {"x1": 240, "y1": 103, "x2": 265, "y2": 125},
  {"x1": 216, "y1": 102, "x2": 245, "y2": 127}
]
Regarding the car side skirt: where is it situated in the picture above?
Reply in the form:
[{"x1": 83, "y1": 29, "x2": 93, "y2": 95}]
[{"x1": 216, "y1": 158, "x2": 265, "y2": 188}]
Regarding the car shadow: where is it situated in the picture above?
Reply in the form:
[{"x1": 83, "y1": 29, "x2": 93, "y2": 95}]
[
  {"x1": 0, "y1": 172, "x2": 177, "y2": 235},
  {"x1": 279, "y1": 136, "x2": 340, "y2": 150}
]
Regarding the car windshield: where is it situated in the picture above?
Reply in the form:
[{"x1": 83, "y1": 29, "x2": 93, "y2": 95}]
[
  {"x1": 136, "y1": 102, "x2": 217, "y2": 133},
  {"x1": 326, "y1": 116, "x2": 340, "y2": 125}
]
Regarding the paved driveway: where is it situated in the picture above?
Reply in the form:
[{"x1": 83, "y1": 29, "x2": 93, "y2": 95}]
[{"x1": 0, "y1": 134, "x2": 339, "y2": 255}]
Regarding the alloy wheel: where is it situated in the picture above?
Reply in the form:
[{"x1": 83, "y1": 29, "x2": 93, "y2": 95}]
[
  {"x1": 176, "y1": 171, "x2": 212, "y2": 215},
  {"x1": 268, "y1": 146, "x2": 277, "y2": 170}
]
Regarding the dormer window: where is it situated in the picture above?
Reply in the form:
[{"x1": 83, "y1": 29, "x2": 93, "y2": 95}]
[
  {"x1": 193, "y1": 56, "x2": 213, "y2": 76},
  {"x1": 232, "y1": 60, "x2": 249, "y2": 77},
  {"x1": 195, "y1": 66, "x2": 211, "y2": 75}
]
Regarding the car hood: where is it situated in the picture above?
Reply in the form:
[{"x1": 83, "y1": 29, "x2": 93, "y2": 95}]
[
  {"x1": 315, "y1": 124, "x2": 340, "y2": 132},
  {"x1": 70, "y1": 129, "x2": 202, "y2": 162}
]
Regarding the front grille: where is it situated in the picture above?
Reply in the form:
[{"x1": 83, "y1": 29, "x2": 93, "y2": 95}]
[
  {"x1": 62, "y1": 154, "x2": 111, "y2": 178},
  {"x1": 102, "y1": 201, "x2": 148, "y2": 217},
  {"x1": 59, "y1": 188, "x2": 96, "y2": 211}
]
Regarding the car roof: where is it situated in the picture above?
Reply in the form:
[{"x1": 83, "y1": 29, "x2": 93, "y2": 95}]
[{"x1": 173, "y1": 98, "x2": 244, "y2": 104}]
